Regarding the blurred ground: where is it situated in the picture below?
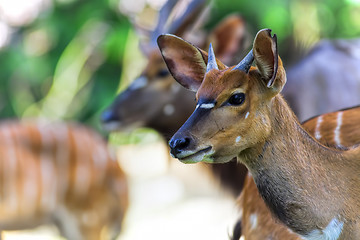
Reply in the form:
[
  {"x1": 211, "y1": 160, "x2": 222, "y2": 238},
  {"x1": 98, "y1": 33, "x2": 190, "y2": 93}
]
[{"x1": 3, "y1": 140, "x2": 238, "y2": 240}]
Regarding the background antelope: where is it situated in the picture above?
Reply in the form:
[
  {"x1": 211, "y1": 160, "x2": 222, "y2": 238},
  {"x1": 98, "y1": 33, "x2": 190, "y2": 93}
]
[
  {"x1": 0, "y1": 120, "x2": 128, "y2": 240},
  {"x1": 101, "y1": 1, "x2": 249, "y2": 197},
  {"x1": 158, "y1": 29, "x2": 360, "y2": 239},
  {"x1": 283, "y1": 40, "x2": 360, "y2": 121}
]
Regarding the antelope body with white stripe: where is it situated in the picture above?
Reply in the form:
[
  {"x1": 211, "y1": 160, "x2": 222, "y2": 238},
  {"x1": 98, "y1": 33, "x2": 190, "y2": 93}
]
[
  {"x1": 303, "y1": 106, "x2": 360, "y2": 149},
  {"x1": 238, "y1": 106, "x2": 360, "y2": 240},
  {"x1": 0, "y1": 121, "x2": 128, "y2": 240},
  {"x1": 158, "y1": 29, "x2": 360, "y2": 239}
]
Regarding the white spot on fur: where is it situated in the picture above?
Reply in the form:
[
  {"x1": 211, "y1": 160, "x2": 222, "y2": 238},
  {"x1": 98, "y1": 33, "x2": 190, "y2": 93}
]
[
  {"x1": 245, "y1": 112, "x2": 250, "y2": 119},
  {"x1": 199, "y1": 103, "x2": 215, "y2": 109},
  {"x1": 249, "y1": 213, "x2": 258, "y2": 230},
  {"x1": 240, "y1": 236, "x2": 245, "y2": 240},
  {"x1": 314, "y1": 115, "x2": 323, "y2": 140},
  {"x1": 236, "y1": 136, "x2": 241, "y2": 143},
  {"x1": 334, "y1": 112, "x2": 343, "y2": 148},
  {"x1": 163, "y1": 104, "x2": 175, "y2": 116},
  {"x1": 301, "y1": 217, "x2": 344, "y2": 240},
  {"x1": 129, "y1": 76, "x2": 148, "y2": 90}
]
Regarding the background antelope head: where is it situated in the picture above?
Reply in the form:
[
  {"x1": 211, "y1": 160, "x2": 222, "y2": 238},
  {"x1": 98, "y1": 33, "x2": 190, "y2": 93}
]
[
  {"x1": 159, "y1": 29, "x2": 286, "y2": 164},
  {"x1": 101, "y1": 0, "x2": 206, "y2": 134},
  {"x1": 101, "y1": 0, "x2": 248, "y2": 137}
]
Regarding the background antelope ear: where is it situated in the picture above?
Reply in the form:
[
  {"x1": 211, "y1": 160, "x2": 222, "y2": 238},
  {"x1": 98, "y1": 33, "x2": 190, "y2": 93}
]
[
  {"x1": 208, "y1": 14, "x2": 250, "y2": 66},
  {"x1": 253, "y1": 29, "x2": 286, "y2": 94},
  {"x1": 157, "y1": 34, "x2": 226, "y2": 92}
]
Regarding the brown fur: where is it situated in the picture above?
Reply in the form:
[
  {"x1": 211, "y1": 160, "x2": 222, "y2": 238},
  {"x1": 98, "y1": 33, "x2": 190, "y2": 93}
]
[
  {"x1": 238, "y1": 105, "x2": 360, "y2": 240},
  {"x1": 159, "y1": 29, "x2": 360, "y2": 239},
  {"x1": 0, "y1": 120, "x2": 128, "y2": 240}
]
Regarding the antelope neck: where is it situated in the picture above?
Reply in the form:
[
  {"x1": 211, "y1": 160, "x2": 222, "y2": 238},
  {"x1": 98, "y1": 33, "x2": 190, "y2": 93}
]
[{"x1": 240, "y1": 96, "x2": 352, "y2": 237}]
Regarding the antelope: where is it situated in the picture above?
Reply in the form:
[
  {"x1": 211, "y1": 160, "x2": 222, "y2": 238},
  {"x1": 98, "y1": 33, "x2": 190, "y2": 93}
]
[
  {"x1": 0, "y1": 120, "x2": 128, "y2": 240},
  {"x1": 284, "y1": 39, "x2": 360, "y2": 122},
  {"x1": 101, "y1": 0, "x2": 249, "y2": 197},
  {"x1": 103, "y1": 8, "x2": 360, "y2": 198},
  {"x1": 158, "y1": 29, "x2": 360, "y2": 239},
  {"x1": 238, "y1": 105, "x2": 360, "y2": 240}
]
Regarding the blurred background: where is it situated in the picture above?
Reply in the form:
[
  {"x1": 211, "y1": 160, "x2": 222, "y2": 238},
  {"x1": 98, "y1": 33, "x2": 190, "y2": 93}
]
[{"x1": 1, "y1": 0, "x2": 360, "y2": 239}]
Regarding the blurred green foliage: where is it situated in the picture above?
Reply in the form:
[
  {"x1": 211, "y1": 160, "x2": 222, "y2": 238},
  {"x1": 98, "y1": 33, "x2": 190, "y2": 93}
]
[
  {"x1": 0, "y1": 0, "x2": 360, "y2": 139},
  {"x1": 0, "y1": 0, "x2": 131, "y2": 132}
]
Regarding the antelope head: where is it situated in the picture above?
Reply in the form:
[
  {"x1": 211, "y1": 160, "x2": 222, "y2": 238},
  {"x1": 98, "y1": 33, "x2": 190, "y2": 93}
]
[
  {"x1": 101, "y1": 0, "x2": 206, "y2": 133},
  {"x1": 158, "y1": 29, "x2": 286, "y2": 164}
]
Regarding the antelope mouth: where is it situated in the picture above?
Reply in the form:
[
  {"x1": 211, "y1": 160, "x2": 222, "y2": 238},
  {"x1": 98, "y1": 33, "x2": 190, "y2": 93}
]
[{"x1": 177, "y1": 146, "x2": 213, "y2": 164}]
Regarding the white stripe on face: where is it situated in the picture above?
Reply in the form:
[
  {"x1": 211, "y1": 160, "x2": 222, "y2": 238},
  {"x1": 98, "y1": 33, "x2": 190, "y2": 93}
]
[{"x1": 196, "y1": 103, "x2": 215, "y2": 109}]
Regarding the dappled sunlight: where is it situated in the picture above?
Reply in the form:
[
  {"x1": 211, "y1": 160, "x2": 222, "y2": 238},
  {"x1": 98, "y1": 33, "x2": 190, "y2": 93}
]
[
  {"x1": 22, "y1": 20, "x2": 109, "y2": 120},
  {"x1": 117, "y1": 29, "x2": 147, "y2": 93},
  {"x1": 24, "y1": 28, "x2": 53, "y2": 57},
  {"x1": 0, "y1": 0, "x2": 51, "y2": 26},
  {"x1": 0, "y1": 21, "x2": 11, "y2": 49},
  {"x1": 290, "y1": 1, "x2": 321, "y2": 49}
]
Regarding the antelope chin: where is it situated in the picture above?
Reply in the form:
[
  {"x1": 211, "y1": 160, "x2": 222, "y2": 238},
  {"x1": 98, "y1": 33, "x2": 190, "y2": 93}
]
[{"x1": 176, "y1": 146, "x2": 214, "y2": 164}]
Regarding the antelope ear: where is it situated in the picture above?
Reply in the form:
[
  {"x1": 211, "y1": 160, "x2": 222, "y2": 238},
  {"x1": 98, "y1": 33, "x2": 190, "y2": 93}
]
[
  {"x1": 253, "y1": 29, "x2": 286, "y2": 94},
  {"x1": 157, "y1": 34, "x2": 226, "y2": 92}
]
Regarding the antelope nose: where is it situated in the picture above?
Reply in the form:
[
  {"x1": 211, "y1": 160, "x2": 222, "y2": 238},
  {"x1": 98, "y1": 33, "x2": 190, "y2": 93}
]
[
  {"x1": 101, "y1": 109, "x2": 118, "y2": 123},
  {"x1": 169, "y1": 137, "x2": 191, "y2": 157}
]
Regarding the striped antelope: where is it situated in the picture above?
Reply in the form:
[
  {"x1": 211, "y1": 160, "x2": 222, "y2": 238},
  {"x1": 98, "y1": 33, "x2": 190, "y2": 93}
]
[
  {"x1": 158, "y1": 29, "x2": 360, "y2": 239},
  {"x1": 0, "y1": 120, "x2": 128, "y2": 240},
  {"x1": 237, "y1": 105, "x2": 360, "y2": 240}
]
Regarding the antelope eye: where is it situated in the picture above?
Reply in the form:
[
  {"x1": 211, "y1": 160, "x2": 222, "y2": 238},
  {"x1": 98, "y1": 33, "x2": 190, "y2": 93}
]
[
  {"x1": 157, "y1": 69, "x2": 170, "y2": 78},
  {"x1": 228, "y1": 93, "x2": 245, "y2": 105}
]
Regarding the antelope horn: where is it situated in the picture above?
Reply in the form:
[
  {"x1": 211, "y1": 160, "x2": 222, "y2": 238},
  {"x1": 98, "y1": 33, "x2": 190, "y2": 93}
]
[
  {"x1": 232, "y1": 49, "x2": 254, "y2": 73},
  {"x1": 206, "y1": 43, "x2": 218, "y2": 72}
]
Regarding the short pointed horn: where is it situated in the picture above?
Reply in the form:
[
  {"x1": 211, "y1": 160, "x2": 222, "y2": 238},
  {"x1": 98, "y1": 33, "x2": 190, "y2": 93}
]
[
  {"x1": 232, "y1": 49, "x2": 254, "y2": 73},
  {"x1": 206, "y1": 43, "x2": 218, "y2": 72}
]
